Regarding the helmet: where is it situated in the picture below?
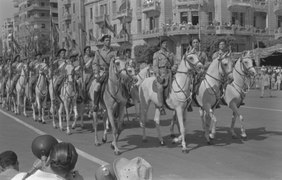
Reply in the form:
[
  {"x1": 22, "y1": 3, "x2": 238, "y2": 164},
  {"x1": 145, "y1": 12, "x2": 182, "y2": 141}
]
[
  {"x1": 31, "y1": 135, "x2": 58, "y2": 159},
  {"x1": 95, "y1": 164, "x2": 116, "y2": 180}
]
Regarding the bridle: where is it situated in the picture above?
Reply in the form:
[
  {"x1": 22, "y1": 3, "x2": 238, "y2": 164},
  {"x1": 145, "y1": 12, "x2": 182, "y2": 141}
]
[
  {"x1": 36, "y1": 64, "x2": 48, "y2": 97},
  {"x1": 64, "y1": 67, "x2": 77, "y2": 99}
]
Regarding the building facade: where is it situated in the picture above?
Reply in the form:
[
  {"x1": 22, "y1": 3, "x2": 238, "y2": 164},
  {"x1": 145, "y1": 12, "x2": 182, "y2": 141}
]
[
  {"x1": 58, "y1": 0, "x2": 86, "y2": 52},
  {"x1": 83, "y1": 0, "x2": 282, "y2": 61},
  {"x1": 1, "y1": 18, "x2": 14, "y2": 55},
  {"x1": 12, "y1": 0, "x2": 58, "y2": 54}
]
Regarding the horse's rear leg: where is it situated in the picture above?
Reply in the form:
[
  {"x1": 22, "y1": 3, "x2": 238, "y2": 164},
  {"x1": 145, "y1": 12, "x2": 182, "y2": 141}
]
[
  {"x1": 107, "y1": 109, "x2": 120, "y2": 155},
  {"x1": 23, "y1": 96, "x2": 28, "y2": 117},
  {"x1": 154, "y1": 108, "x2": 165, "y2": 146},
  {"x1": 41, "y1": 98, "x2": 46, "y2": 124},
  {"x1": 58, "y1": 103, "x2": 64, "y2": 131},
  {"x1": 230, "y1": 102, "x2": 246, "y2": 140},
  {"x1": 64, "y1": 101, "x2": 71, "y2": 135},
  {"x1": 170, "y1": 111, "x2": 180, "y2": 138}
]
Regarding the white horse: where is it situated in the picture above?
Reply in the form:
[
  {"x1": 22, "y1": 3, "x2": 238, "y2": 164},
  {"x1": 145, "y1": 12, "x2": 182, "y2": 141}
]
[
  {"x1": 57, "y1": 64, "x2": 78, "y2": 135},
  {"x1": 15, "y1": 63, "x2": 29, "y2": 115},
  {"x1": 139, "y1": 53, "x2": 202, "y2": 153},
  {"x1": 93, "y1": 57, "x2": 133, "y2": 155},
  {"x1": 31, "y1": 62, "x2": 49, "y2": 123},
  {"x1": 224, "y1": 51, "x2": 257, "y2": 139},
  {"x1": 196, "y1": 52, "x2": 234, "y2": 144}
]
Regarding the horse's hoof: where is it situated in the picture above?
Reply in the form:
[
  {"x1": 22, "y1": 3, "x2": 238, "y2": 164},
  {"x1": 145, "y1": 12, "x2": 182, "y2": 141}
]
[
  {"x1": 160, "y1": 141, "x2": 166, "y2": 146},
  {"x1": 182, "y1": 148, "x2": 189, "y2": 153},
  {"x1": 241, "y1": 135, "x2": 247, "y2": 141},
  {"x1": 209, "y1": 134, "x2": 215, "y2": 140},
  {"x1": 41, "y1": 121, "x2": 46, "y2": 124},
  {"x1": 110, "y1": 144, "x2": 114, "y2": 150},
  {"x1": 102, "y1": 137, "x2": 107, "y2": 143},
  {"x1": 94, "y1": 142, "x2": 101, "y2": 146},
  {"x1": 114, "y1": 151, "x2": 121, "y2": 156},
  {"x1": 232, "y1": 134, "x2": 238, "y2": 139},
  {"x1": 71, "y1": 125, "x2": 76, "y2": 129},
  {"x1": 170, "y1": 134, "x2": 176, "y2": 138},
  {"x1": 142, "y1": 139, "x2": 148, "y2": 143},
  {"x1": 53, "y1": 125, "x2": 57, "y2": 129},
  {"x1": 207, "y1": 140, "x2": 214, "y2": 145}
]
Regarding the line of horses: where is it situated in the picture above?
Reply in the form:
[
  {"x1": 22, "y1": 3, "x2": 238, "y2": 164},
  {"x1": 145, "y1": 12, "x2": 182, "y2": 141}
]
[{"x1": 0, "y1": 51, "x2": 256, "y2": 155}]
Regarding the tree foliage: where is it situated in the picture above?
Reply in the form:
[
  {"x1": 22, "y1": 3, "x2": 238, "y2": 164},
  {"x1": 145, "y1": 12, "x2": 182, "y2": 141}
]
[{"x1": 134, "y1": 44, "x2": 159, "y2": 64}]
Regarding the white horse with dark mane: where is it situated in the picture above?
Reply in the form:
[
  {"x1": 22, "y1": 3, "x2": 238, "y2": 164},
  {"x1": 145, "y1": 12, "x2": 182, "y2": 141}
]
[
  {"x1": 224, "y1": 51, "x2": 256, "y2": 139},
  {"x1": 196, "y1": 52, "x2": 234, "y2": 144},
  {"x1": 139, "y1": 52, "x2": 202, "y2": 153},
  {"x1": 15, "y1": 63, "x2": 29, "y2": 115}
]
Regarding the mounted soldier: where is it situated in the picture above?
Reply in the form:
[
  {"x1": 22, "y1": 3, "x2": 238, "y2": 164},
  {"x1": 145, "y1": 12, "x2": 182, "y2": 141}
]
[
  {"x1": 92, "y1": 34, "x2": 118, "y2": 112},
  {"x1": 28, "y1": 52, "x2": 42, "y2": 99},
  {"x1": 82, "y1": 46, "x2": 94, "y2": 98},
  {"x1": 10, "y1": 55, "x2": 22, "y2": 92},
  {"x1": 53, "y1": 48, "x2": 67, "y2": 96},
  {"x1": 153, "y1": 38, "x2": 179, "y2": 115},
  {"x1": 212, "y1": 39, "x2": 229, "y2": 60}
]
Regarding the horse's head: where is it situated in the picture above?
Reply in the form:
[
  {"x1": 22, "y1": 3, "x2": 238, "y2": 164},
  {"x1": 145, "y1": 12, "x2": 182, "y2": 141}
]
[
  {"x1": 65, "y1": 64, "x2": 75, "y2": 82},
  {"x1": 182, "y1": 52, "x2": 203, "y2": 73},
  {"x1": 39, "y1": 62, "x2": 49, "y2": 75},
  {"x1": 111, "y1": 56, "x2": 132, "y2": 84},
  {"x1": 218, "y1": 51, "x2": 234, "y2": 81},
  {"x1": 125, "y1": 61, "x2": 139, "y2": 85},
  {"x1": 240, "y1": 51, "x2": 257, "y2": 77}
]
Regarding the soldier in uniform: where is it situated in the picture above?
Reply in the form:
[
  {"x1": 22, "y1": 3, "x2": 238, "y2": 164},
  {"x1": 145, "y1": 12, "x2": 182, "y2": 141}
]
[
  {"x1": 92, "y1": 34, "x2": 117, "y2": 112},
  {"x1": 28, "y1": 52, "x2": 42, "y2": 98},
  {"x1": 212, "y1": 39, "x2": 229, "y2": 60},
  {"x1": 10, "y1": 55, "x2": 22, "y2": 91},
  {"x1": 53, "y1": 48, "x2": 67, "y2": 96},
  {"x1": 189, "y1": 38, "x2": 209, "y2": 70},
  {"x1": 153, "y1": 39, "x2": 179, "y2": 115},
  {"x1": 83, "y1": 46, "x2": 94, "y2": 89}
]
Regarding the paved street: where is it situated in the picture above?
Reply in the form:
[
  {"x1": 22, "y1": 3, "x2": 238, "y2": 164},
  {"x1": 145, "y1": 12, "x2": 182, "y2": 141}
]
[{"x1": 1, "y1": 89, "x2": 282, "y2": 180}]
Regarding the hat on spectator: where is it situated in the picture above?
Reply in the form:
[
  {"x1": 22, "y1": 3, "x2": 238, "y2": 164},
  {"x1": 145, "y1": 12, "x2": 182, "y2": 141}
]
[
  {"x1": 31, "y1": 135, "x2": 59, "y2": 159},
  {"x1": 56, "y1": 48, "x2": 67, "y2": 57},
  {"x1": 100, "y1": 34, "x2": 111, "y2": 42}
]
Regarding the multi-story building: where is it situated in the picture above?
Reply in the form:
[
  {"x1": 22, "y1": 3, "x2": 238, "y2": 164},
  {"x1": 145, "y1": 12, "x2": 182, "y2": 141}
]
[
  {"x1": 13, "y1": 0, "x2": 58, "y2": 54},
  {"x1": 84, "y1": 0, "x2": 282, "y2": 63},
  {"x1": 1, "y1": 18, "x2": 14, "y2": 55},
  {"x1": 58, "y1": 0, "x2": 86, "y2": 52}
]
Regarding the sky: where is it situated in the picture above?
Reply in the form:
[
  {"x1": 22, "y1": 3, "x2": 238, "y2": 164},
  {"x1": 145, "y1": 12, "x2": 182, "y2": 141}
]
[{"x1": 0, "y1": 0, "x2": 17, "y2": 27}]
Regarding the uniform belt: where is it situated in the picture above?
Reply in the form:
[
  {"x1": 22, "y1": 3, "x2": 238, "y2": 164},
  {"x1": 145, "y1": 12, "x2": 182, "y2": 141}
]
[{"x1": 158, "y1": 66, "x2": 169, "y2": 69}]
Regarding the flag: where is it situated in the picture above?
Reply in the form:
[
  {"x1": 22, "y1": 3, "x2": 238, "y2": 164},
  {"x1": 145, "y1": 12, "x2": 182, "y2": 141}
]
[
  {"x1": 51, "y1": 19, "x2": 60, "y2": 55},
  {"x1": 103, "y1": 14, "x2": 116, "y2": 36},
  {"x1": 89, "y1": 30, "x2": 98, "y2": 43},
  {"x1": 121, "y1": 16, "x2": 130, "y2": 39}
]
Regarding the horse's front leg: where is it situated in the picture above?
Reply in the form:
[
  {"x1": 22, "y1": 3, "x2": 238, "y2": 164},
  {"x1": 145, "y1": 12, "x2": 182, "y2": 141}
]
[
  {"x1": 170, "y1": 111, "x2": 179, "y2": 138},
  {"x1": 71, "y1": 99, "x2": 79, "y2": 129},
  {"x1": 16, "y1": 91, "x2": 20, "y2": 115},
  {"x1": 107, "y1": 107, "x2": 120, "y2": 155},
  {"x1": 58, "y1": 102, "x2": 64, "y2": 131},
  {"x1": 175, "y1": 107, "x2": 188, "y2": 153},
  {"x1": 209, "y1": 109, "x2": 218, "y2": 140},
  {"x1": 23, "y1": 95, "x2": 28, "y2": 117},
  {"x1": 64, "y1": 100, "x2": 71, "y2": 135},
  {"x1": 230, "y1": 102, "x2": 247, "y2": 140},
  {"x1": 154, "y1": 108, "x2": 165, "y2": 146},
  {"x1": 41, "y1": 97, "x2": 47, "y2": 124},
  {"x1": 116, "y1": 104, "x2": 126, "y2": 141},
  {"x1": 92, "y1": 110, "x2": 101, "y2": 146}
]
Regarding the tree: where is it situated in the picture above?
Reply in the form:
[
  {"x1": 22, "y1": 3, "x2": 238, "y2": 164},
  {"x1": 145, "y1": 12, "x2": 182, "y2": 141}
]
[{"x1": 134, "y1": 44, "x2": 159, "y2": 64}]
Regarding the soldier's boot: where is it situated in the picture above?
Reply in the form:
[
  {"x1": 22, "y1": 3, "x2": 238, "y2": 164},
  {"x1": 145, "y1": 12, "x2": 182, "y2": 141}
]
[
  {"x1": 187, "y1": 103, "x2": 193, "y2": 112},
  {"x1": 157, "y1": 85, "x2": 166, "y2": 116},
  {"x1": 93, "y1": 91, "x2": 100, "y2": 112},
  {"x1": 240, "y1": 101, "x2": 245, "y2": 106}
]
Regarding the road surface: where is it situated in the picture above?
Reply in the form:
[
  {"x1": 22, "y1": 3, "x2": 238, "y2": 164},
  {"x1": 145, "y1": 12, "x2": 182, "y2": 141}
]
[{"x1": 1, "y1": 90, "x2": 282, "y2": 180}]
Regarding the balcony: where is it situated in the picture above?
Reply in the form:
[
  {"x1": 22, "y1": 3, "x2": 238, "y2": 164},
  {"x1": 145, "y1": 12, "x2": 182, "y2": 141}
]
[
  {"x1": 253, "y1": 27, "x2": 268, "y2": 36},
  {"x1": 275, "y1": 28, "x2": 282, "y2": 39},
  {"x1": 138, "y1": 28, "x2": 164, "y2": 39},
  {"x1": 165, "y1": 24, "x2": 199, "y2": 36},
  {"x1": 26, "y1": 16, "x2": 50, "y2": 23},
  {"x1": 62, "y1": 13, "x2": 72, "y2": 22},
  {"x1": 274, "y1": 0, "x2": 282, "y2": 15},
  {"x1": 94, "y1": 15, "x2": 107, "y2": 25},
  {"x1": 227, "y1": 0, "x2": 253, "y2": 11},
  {"x1": 112, "y1": 34, "x2": 130, "y2": 43},
  {"x1": 142, "y1": 0, "x2": 161, "y2": 14},
  {"x1": 26, "y1": 4, "x2": 50, "y2": 12},
  {"x1": 176, "y1": 0, "x2": 202, "y2": 9},
  {"x1": 234, "y1": 25, "x2": 253, "y2": 35},
  {"x1": 254, "y1": 0, "x2": 268, "y2": 12},
  {"x1": 115, "y1": 9, "x2": 133, "y2": 22},
  {"x1": 216, "y1": 25, "x2": 235, "y2": 35}
]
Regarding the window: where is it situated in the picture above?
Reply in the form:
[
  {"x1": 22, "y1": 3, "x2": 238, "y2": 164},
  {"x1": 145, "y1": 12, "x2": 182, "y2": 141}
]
[
  {"x1": 52, "y1": 13, "x2": 58, "y2": 17},
  {"x1": 41, "y1": 2, "x2": 45, "y2": 6},
  {"x1": 90, "y1": 8, "x2": 93, "y2": 19},
  {"x1": 208, "y1": 12, "x2": 213, "y2": 25},
  {"x1": 89, "y1": 29, "x2": 93, "y2": 40},
  {"x1": 137, "y1": 0, "x2": 142, "y2": 7},
  {"x1": 137, "y1": 19, "x2": 142, "y2": 33},
  {"x1": 191, "y1": 11, "x2": 199, "y2": 25},
  {"x1": 41, "y1": 24, "x2": 45, "y2": 28},
  {"x1": 51, "y1": 3, "x2": 58, "y2": 8},
  {"x1": 66, "y1": 23, "x2": 70, "y2": 29},
  {"x1": 41, "y1": 13, "x2": 45, "y2": 17},
  {"x1": 240, "y1": 12, "x2": 244, "y2": 26},
  {"x1": 100, "y1": 5, "x2": 104, "y2": 16},
  {"x1": 73, "y1": 3, "x2": 75, "y2": 13},
  {"x1": 180, "y1": 12, "x2": 188, "y2": 24},
  {"x1": 149, "y1": 17, "x2": 154, "y2": 30},
  {"x1": 113, "y1": 24, "x2": 117, "y2": 36},
  {"x1": 73, "y1": 21, "x2": 75, "y2": 31},
  {"x1": 253, "y1": 15, "x2": 256, "y2": 27}
]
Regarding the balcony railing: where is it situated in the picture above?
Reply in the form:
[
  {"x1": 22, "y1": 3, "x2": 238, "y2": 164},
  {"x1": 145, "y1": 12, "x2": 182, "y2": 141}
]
[
  {"x1": 165, "y1": 24, "x2": 199, "y2": 35},
  {"x1": 26, "y1": 16, "x2": 50, "y2": 22},
  {"x1": 112, "y1": 34, "x2": 130, "y2": 43},
  {"x1": 26, "y1": 4, "x2": 50, "y2": 12},
  {"x1": 254, "y1": 0, "x2": 267, "y2": 12},
  {"x1": 216, "y1": 25, "x2": 235, "y2": 35},
  {"x1": 115, "y1": 9, "x2": 133, "y2": 22},
  {"x1": 62, "y1": 0, "x2": 71, "y2": 6},
  {"x1": 227, "y1": 0, "x2": 253, "y2": 11},
  {"x1": 176, "y1": 0, "x2": 203, "y2": 7},
  {"x1": 274, "y1": 0, "x2": 282, "y2": 15},
  {"x1": 143, "y1": 0, "x2": 161, "y2": 14}
]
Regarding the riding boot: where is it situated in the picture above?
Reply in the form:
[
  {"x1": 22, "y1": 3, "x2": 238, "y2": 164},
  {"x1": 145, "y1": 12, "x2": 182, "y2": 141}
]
[
  {"x1": 93, "y1": 91, "x2": 100, "y2": 112},
  {"x1": 157, "y1": 86, "x2": 166, "y2": 116},
  {"x1": 187, "y1": 104, "x2": 193, "y2": 112}
]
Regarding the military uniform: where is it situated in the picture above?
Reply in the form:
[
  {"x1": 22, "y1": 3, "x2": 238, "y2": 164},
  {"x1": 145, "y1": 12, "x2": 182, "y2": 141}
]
[
  {"x1": 153, "y1": 49, "x2": 178, "y2": 114},
  {"x1": 10, "y1": 56, "x2": 22, "y2": 91},
  {"x1": 53, "y1": 56, "x2": 67, "y2": 96},
  {"x1": 92, "y1": 46, "x2": 117, "y2": 111}
]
